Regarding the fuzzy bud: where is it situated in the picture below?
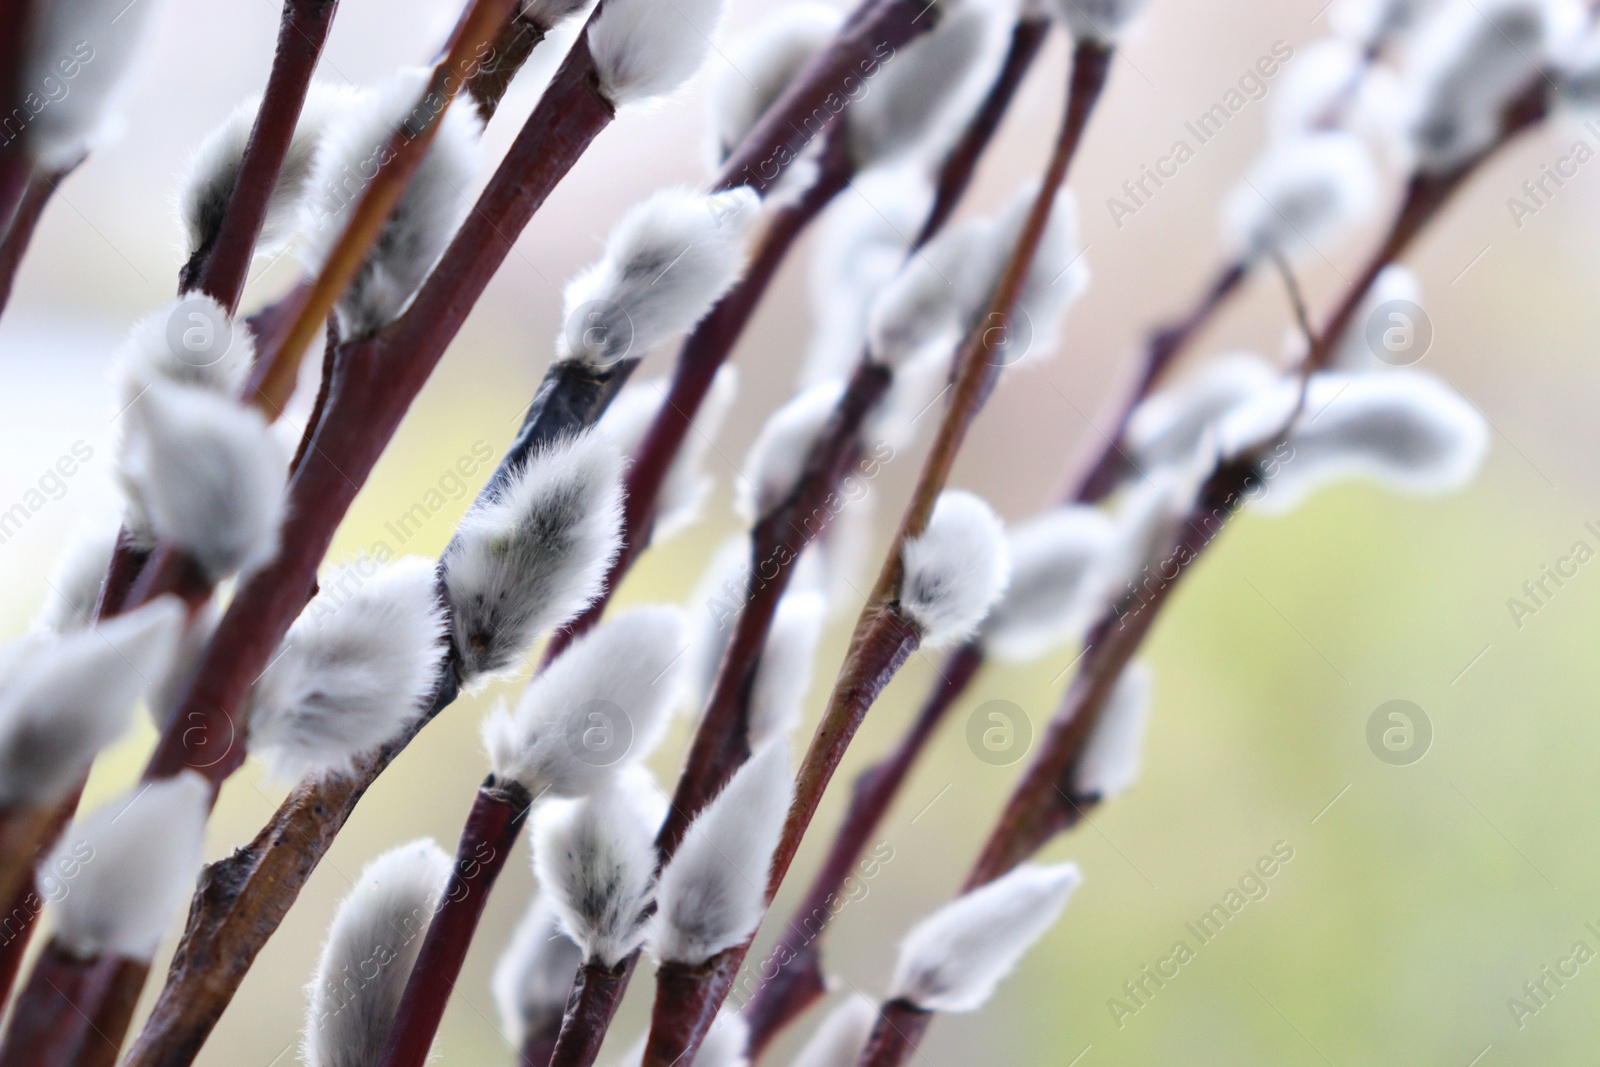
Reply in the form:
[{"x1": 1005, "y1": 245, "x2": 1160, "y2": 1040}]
[
  {"x1": 1270, "y1": 39, "x2": 1364, "y2": 138},
  {"x1": 112, "y1": 295, "x2": 255, "y2": 400},
  {"x1": 1223, "y1": 131, "x2": 1378, "y2": 261},
  {"x1": 982, "y1": 507, "x2": 1117, "y2": 662},
  {"x1": 1124, "y1": 352, "x2": 1282, "y2": 472},
  {"x1": 442, "y1": 431, "x2": 624, "y2": 681},
  {"x1": 1330, "y1": 265, "x2": 1424, "y2": 370},
  {"x1": 0, "y1": 597, "x2": 183, "y2": 808},
  {"x1": 598, "y1": 367, "x2": 737, "y2": 542},
  {"x1": 19, "y1": 0, "x2": 163, "y2": 168},
  {"x1": 249, "y1": 556, "x2": 446, "y2": 781},
  {"x1": 31, "y1": 526, "x2": 118, "y2": 634},
  {"x1": 117, "y1": 379, "x2": 288, "y2": 578},
  {"x1": 558, "y1": 187, "x2": 760, "y2": 368},
  {"x1": 299, "y1": 70, "x2": 482, "y2": 339},
  {"x1": 846, "y1": 1, "x2": 1012, "y2": 171},
  {"x1": 889, "y1": 862, "x2": 1082, "y2": 1012},
  {"x1": 532, "y1": 780, "x2": 658, "y2": 965},
  {"x1": 708, "y1": 5, "x2": 843, "y2": 163},
  {"x1": 304, "y1": 839, "x2": 452, "y2": 1067},
  {"x1": 898, "y1": 490, "x2": 1011, "y2": 649},
  {"x1": 802, "y1": 167, "x2": 931, "y2": 386},
  {"x1": 748, "y1": 590, "x2": 826, "y2": 746},
  {"x1": 588, "y1": 0, "x2": 726, "y2": 106},
  {"x1": 483, "y1": 606, "x2": 686, "y2": 796},
  {"x1": 649, "y1": 740, "x2": 792, "y2": 963},
  {"x1": 737, "y1": 380, "x2": 844, "y2": 520},
  {"x1": 178, "y1": 84, "x2": 357, "y2": 264},
  {"x1": 493, "y1": 894, "x2": 584, "y2": 1049},
  {"x1": 1220, "y1": 369, "x2": 1490, "y2": 514},
  {"x1": 1404, "y1": 0, "x2": 1579, "y2": 173},
  {"x1": 791, "y1": 994, "x2": 877, "y2": 1067},
  {"x1": 1072, "y1": 662, "x2": 1151, "y2": 798},
  {"x1": 46, "y1": 772, "x2": 210, "y2": 961}
]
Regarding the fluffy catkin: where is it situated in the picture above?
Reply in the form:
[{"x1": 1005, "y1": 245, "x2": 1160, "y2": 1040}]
[
  {"x1": 588, "y1": 0, "x2": 727, "y2": 106},
  {"x1": 46, "y1": 772, "x2": 210, "y2": 961},
  {"x1": 982, "y1": 507, "x2": 1118, "y2": 662},
  {"x1": 649, "y1": 740, "x2": 792, "y2": 963},
  {"x1": 889, "y1": 862, "x2": 1083, "y2": 1012},
  {"x1": 303, "y1": 840, "x2": 453, "y2": 1067},
  {"x1": 482, "y1": 606, "x2": 687, "y2": 797},
  {"x1": 898, "y1": 491, "x2": 1011, "y2": 648},
  {"x1": 790, "y1": 994, "x2": 878, "y2": 1067},
  {"x1": 0, "y1": 597, "x2": 183, "y2": 808},
  {"x1": 442, "y1": 431, "x2": 624, "y2": 681},
  {"x1": 558, "y1": 187, "x2": 760, "y2": 368},
  {"x1": 708, "y1": 5, "x2": 843, "y2": 162},
  {"x1": 248, "y1": 556, "x2": 448, "y2": 781},
  {"x1": 1072, "y1": 662, "x2": 1152, "y2": 798},
  {"x1": 177, "y1": 84, "x2": 358, "y2": 262},
  {"x1": 493, "y1": 894, "x2": 585, "y2": 1048},
  {"x1": 113, "y1": 294, "x2": 255, "y2": 399},
  {"x1": 299, "y1": 69, "x2": 482, "y2": 338},
  {"x1": 737, "y1": 380, "x2": 845, "y2": 520},
  {"x1": 532, "y1": 783, "x2": 658, "y2": 965},
  {"x1": 31, "y1": 525, "x2": 118, "y2": 634}
]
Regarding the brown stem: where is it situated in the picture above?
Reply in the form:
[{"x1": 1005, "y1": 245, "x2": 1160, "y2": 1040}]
[
  {"x1": 376, "y1": 779, "x2": 532, "y2": 1067},
  {"x1": 518, "y1": 1015, "x2": 564, "y2": 1067},
  {"x1": 1068, "y1": 258, "x2": 1248, "y2": 503},
  {"x1": 0, "y1": 162, "x2": 74, "y2": 315},
  {"x1": 546, "y1": 960, "x2": 631, "y2": 1067},
  {"x1": 181, "y1": 0, "x2": 338, "y2": 310},
  {"x1": 655, "y1": 360, "x2": 893, "y2": 856},
  {"x1": 71, "y1": 958, "x2": 148, "y2": 1067},
  {"x1": 742, "y1": 642, "x2": 983, "y2": 1055},
  {"x1": 913, "y1": 16, "x2": 1049, "y2": 247},
  {"x1": 641, "y1": 952, "x2": 744, "y2": 1067},
  {"x1": 854, "y1": 999, "x2": 930, "y2": 1067},
  {"x1": 0, "y1": 944, "x2": 125, "y2": 1067},
  {"x1": 0, "y1": 797, "x2": 74, "y2": 1007},
  {"x1": 466, "y1": 9, "x2": 545, "y2": 120},
  {"x1": 249, "y1": 0, "x2": 518, "y2": 413}
]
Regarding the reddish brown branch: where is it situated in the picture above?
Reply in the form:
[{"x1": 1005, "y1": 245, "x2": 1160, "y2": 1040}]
[
  {"x1": 0, "y1": 944, "x2": 125, "y2": 1067},
  {"x1": 742, "y1": 642, "x2": 983, "y2": 1054},
  {"x1": 855, "y1": 1000, "x2": 930, "y2": 1067},
  {"x1": 181, "y1": 0, "x2": 339, "y2": 311},
  {"x1": 0, "y1": 162, "x2": 73, "y2": 314},
  {"x1": 546, "y1": 960, "x2": 632, "y2": 1067},
  {"x1": 376, "y1": 779, "x2": 532, "y2": 1067}
]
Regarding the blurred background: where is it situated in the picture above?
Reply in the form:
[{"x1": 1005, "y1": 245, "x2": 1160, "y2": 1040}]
[{"x1": 5, "y1": 0, "x2": 1600, "y2": 1062}]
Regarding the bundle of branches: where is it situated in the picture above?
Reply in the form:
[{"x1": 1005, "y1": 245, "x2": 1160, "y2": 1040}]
[{"x1": 0, "y1": 0, "x2": 1593, "y2": 1064}]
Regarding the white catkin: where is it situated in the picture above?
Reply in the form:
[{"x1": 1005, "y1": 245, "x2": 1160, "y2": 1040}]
[
  {"x1": 0, "y1": 597, "x2": 184, "y2": 808},
  {"x1": 559, "y1": 187, "x2": 760, "y2": 368},
  {"x1": 522, "y1": 0, "x2": 595, "y2": 33},
  {"x1": 1222, "y1": 130, "x2": 1378, "y2": 261},
  {"x1": 113, "y1": 294, "x2": 255, "y2": 400},
  {"x1": 790, "y1": 994, "x2": 877, "y2": 1067},
  {"x1": 248, "y1": 556, "x2": 447, "y2": 781},
  {"x1": 747, "y1": 590, "x2": 827, "y2": 746},
  {"x1": 1072, "y1": 661, "x2": 1151, "y2": 797},
  {"x1": 532, "y1": 783, "x2": 658, "y2": 965},
  {"x1": 588, "y1": 0, "x2": 727, "y2": 106},
  {"x1": 737, "y1": 380, "x2": 845, "y2": 520},
  {"x1": 597, "y1": 366, "x2": 738, "y2": 542},
  {"x1": 1269, "y1": 38, "x2": 1364, "y2": 139},
  {"x1": 898, "y1": 491, "x2": 1011, "y2": 649},
  {"x1": 31, "y1": 525, "x2": 118, "y2": 634},
  {"x1": 802, "y1": 167, "x2": 932, "y2": 386},
  {"x1": 46, "y1": 772, "x2": 210, "y2": 961},
  {"x1": 889, "y1": 862, "x2": 1083, "y2": 1012},
  {"x1": 1404, "y1": 0, "x2": 1579, "y2": 173},
  {"x1": 117, "y1": 379, "x2": 288, "y2": 578},
  {"x1": 982, "y1": 506, "x2": 1119, "y2": 662},
  {"x1": 482, "y1": 606, "x2": 687, "y2": 796},
  {"x1": 303, "y1": 839, "x2": 453, "y2": 1067},
  {"x1": 1124, "y1": 352, "x2": 1283, "y2": 472},
  {"x1": 649, "y1": 740, "x2": 792, "y2": 963},
  {"x1": 177, "y1": 84, "x2": 358, "y2": 262},
  {"x1": 299, "y1": 70, "x2": 482, "y2": 338},
  {"x1": 1221, "y1": 370, "x2": 1490, "y2": 514},
  {"x1": 707, "y1": 5, "x2": 843, "y2": 163},
  {"x1": 442, "y1": 431, "x2": 624, "y2": 681},
  {"x1": 493, "y1": 894, "x2": 585, "y2": 1048},
  {"x1": 1330, "y1": 265, "x2": 1424, "y2": 370},
  {"x1": 683, "y1": 535, "x2": 753, "y2": 717},
  {"x1": 20, "y1": 0, "x2": 165, "y2": 168},
  {"x1": 846, "y1": 0, "x2": 1014, "y2": 171}
]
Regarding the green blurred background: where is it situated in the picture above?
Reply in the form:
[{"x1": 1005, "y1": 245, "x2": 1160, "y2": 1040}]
[{"x1": 5, "y1": 0, "x2": 1600, "y2": 1062}]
